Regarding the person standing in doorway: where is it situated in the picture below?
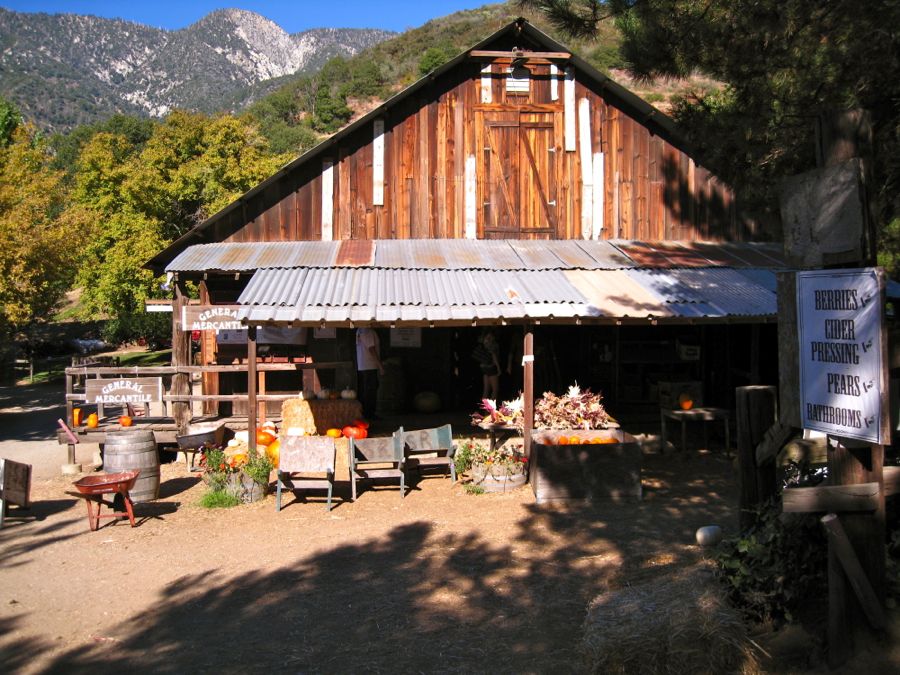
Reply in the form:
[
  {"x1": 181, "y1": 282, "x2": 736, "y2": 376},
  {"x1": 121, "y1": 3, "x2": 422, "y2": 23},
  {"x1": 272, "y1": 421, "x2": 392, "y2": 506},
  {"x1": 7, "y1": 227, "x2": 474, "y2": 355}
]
[
  {"x1": 473, "y1": 330, "x2": 501, "y2": 401},
  {"x1": 356, "y1": 327, "x2": 383, "y2": 420}
]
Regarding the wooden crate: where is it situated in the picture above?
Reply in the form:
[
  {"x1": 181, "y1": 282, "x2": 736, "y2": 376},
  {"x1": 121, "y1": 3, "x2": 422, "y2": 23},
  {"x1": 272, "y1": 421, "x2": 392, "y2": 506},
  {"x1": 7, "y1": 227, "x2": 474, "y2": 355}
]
[{"x1": 530, "y1": 430, "x2": 642, "y2": 503}]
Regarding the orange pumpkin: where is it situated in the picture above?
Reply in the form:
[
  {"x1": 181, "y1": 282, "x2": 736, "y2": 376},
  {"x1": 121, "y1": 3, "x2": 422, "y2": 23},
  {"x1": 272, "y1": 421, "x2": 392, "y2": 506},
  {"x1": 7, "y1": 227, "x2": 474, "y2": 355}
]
[
  {"x1": 342, "y1": 425, "x2": 368, "y2": 440},
  {"x1": 72, "y1": 408, "x2": 83, "y2": 426},
  {"x1": 86, "y1": 413, "x2": 99, "y2": 429},
  {"x1": 569, "y1": 435, "x2": 582, "y2": 445},
  {"x1": 119, "y1": 415, "x2": 133, "y2": 427},
  {"x1": 265, "y1": 439, "x2": 281, "y2": 467},
  {"x1": 557, "y1": 435, "x2": 570, "y2": 445},
  {"x1": 256, "y1": 429, "x2": 277, "y2": 446},
  {"x1": 678, "y1": 392, "x2": 694, "y2": 411},
  {"x1": 352, "y1": 418, "x2": 370, "y2": 429},
  {"x1": 325, "y1": 428, "x2": 343, "y2": 438}
]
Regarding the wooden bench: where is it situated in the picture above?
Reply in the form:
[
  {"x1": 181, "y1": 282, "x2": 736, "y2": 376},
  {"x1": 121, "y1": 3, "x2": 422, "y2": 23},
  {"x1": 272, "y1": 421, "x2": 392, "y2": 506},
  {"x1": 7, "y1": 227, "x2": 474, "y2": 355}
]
[
  {"x1": 276, "y1": 435, "x2": 337, "y2": 511},
  {"x1": 349, "y1": 433, "x2": 405, "y2": 500},
  {"x1": 399, "y1": 424, "x2": 457, "y2": 482}
]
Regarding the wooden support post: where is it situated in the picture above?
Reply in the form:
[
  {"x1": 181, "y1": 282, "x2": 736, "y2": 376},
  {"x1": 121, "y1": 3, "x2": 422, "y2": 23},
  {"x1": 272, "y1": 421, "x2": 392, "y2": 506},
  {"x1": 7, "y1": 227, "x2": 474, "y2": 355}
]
[
  {"x1": 825, "y1": 437, "x2": 886, "y2": 666},
  {"x1": 65, "y1": 372, "x2": 75, "y2": 464},
  {"x1": 823, "y1": 512, "x2": 887, "y2": 669},
  {"x1": 171, "y1": 281, "x2": 191, "y2": 434},
  {"x1": 523, "y1": 330, "x2": 534, "y2": 463},
  {"x1": 735, "y1": 385, "x2": 778, "y2": 531},
  {"x1": 247, "y1": 326, "x2": 258, "y2": 457}
]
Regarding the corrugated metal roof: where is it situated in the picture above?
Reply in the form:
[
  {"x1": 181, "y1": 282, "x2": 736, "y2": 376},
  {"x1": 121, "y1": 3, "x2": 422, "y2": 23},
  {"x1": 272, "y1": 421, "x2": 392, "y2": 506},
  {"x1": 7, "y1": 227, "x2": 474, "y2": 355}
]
[
  {"x1": 235, "y1": 265, "x2": 778, "y2": 325},
  {"x1": 166, "y1": 239, "x2": 783, "y2": 273},
  {"x1": 626, "y1": 268, "x2": 778, "y2": 318}
]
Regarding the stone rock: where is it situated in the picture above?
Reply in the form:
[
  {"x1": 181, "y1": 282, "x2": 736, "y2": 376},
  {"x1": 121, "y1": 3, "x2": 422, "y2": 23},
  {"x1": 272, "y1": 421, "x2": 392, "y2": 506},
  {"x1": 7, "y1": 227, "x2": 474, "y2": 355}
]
[{"x1": 696, "y1": 525, "x2": 723, "y2": 547}]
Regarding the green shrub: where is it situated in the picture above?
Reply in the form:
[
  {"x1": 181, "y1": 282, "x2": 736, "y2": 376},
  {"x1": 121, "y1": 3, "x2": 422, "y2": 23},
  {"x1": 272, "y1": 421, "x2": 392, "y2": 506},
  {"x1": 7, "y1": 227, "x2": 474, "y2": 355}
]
[
  {"x1": 199, "y1": 490, "x2": 241, "y2": 508},
  {"x1": 713, "y1": 499, "x2": 826, "y2": 623},
  {"x1": 464, "y1": 484, "x2": 485, "y2": 495}
]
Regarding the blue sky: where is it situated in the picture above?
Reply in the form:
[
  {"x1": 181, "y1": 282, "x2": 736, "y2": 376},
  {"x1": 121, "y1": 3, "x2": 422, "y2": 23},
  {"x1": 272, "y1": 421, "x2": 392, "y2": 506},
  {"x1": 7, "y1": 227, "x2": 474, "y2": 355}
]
[{"x1": 0, "y1": 1, "x2": 497, "y2": 32}]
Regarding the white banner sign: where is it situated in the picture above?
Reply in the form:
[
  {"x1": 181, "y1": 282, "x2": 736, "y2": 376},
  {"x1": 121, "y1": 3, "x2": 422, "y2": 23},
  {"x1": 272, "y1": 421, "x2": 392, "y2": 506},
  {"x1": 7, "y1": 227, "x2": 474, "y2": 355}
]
[{"x1": 797, "y1": 268, "x2": 884, "y2": 443}]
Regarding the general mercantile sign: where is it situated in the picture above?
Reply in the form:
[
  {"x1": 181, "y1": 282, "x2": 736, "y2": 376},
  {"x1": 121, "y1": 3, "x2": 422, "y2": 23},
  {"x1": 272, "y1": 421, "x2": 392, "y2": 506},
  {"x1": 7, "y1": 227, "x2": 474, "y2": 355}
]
[
  {"x1": 797, "y1": 268, "x2": 885, "y2": 444},
  {"x1": 85, "y1": 378, "x2": 164, "y2": 405}
]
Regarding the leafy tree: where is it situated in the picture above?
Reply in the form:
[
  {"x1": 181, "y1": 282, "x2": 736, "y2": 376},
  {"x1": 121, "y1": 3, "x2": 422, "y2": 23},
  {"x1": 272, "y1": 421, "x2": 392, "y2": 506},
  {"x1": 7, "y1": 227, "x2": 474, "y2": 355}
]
[
  {"x1": 0, "y1": 97, "x2": 20, "y2": 147},
  {"x1": 71, "y1": 110, "x2": 288, "y2": 320},
  {"x1": 0, "y1": 119, "x2": 86, "y2": 346},
  {"x1": 521, "y1": 1, "x2": 900, "y2": 260},
  {"x1": 311, "y1": 84, "x2": 353, "y2": 134},
  {"x1": 51, "y1": 114, "x2": 153, "y2": 173},
  {"x1": 418, "y1": 46, "x2": 455, "y2": 76}
]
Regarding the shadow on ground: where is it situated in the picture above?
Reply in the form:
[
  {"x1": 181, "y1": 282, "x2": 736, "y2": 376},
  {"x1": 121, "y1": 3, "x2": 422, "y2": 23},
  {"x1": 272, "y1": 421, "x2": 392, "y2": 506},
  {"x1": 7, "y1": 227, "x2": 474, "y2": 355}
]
[{"x1": 0, "y1": 453, "x2": 742, "y2": 673}]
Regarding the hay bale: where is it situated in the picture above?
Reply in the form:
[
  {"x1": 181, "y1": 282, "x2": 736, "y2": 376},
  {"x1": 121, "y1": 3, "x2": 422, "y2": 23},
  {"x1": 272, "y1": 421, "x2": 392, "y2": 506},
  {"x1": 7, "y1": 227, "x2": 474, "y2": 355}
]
[
  {"x1": 281, "y1": 398, "x2": 317, "y2": 436},
  {"x1": 581, "y1": 563, "x2": 760, "y2": 675}
]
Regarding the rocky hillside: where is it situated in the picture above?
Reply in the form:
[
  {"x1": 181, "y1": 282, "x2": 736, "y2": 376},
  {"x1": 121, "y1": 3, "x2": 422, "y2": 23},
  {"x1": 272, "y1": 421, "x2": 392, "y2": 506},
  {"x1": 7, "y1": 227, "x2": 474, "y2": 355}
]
[{"x1": 0, "y1": 7, "x2": 393, "y2": 130}]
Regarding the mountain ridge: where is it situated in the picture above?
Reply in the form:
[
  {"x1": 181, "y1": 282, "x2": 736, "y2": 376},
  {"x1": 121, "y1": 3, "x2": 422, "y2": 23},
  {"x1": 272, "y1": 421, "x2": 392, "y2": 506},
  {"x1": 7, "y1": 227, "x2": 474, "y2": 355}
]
[{"x1": 0, "y1": 7, "x2": 394, "y2": 130}]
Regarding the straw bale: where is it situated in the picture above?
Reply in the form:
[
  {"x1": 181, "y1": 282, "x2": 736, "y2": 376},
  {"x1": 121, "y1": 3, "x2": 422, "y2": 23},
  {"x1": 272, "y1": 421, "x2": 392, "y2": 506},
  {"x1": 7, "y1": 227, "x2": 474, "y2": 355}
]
[
  {"x1": 581, "y1": 562, "x2": 761, "y2": 675},
  {"x1": 281, "y1": 398, "x2": 317, "y2": 436}
]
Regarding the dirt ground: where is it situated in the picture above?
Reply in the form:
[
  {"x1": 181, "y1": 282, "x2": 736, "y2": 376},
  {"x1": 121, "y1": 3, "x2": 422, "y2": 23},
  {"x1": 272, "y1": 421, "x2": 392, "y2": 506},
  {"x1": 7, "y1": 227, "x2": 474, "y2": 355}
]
[{"x1": 1, "y1": 382, "x2": 898, "y2": 674}]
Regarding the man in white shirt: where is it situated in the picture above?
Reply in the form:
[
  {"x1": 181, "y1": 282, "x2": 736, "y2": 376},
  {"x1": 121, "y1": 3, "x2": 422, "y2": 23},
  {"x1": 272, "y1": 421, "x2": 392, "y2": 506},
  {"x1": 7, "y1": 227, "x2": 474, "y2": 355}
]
[{"x1": 355, "y1": 327, "x2": 384, "y2": 419}]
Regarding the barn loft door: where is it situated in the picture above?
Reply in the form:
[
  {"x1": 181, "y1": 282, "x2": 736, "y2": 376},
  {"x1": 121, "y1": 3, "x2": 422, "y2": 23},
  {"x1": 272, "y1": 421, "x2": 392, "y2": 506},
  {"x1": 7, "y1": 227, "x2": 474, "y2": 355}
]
[{"x1": 479, "y1": 110, "x2": 559, "y2": 239}]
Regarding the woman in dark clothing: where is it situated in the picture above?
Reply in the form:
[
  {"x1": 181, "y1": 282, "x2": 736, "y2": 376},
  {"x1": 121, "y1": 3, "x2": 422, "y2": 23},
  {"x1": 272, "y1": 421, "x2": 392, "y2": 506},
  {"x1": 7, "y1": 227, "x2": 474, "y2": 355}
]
[{"x1": 473, "y1": 330, "x2": 501, "y2": 401}]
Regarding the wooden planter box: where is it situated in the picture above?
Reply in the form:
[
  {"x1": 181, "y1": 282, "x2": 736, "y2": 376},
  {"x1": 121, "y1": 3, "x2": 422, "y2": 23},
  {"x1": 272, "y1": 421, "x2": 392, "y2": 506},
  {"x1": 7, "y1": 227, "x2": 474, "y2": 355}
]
[{"x1": 530, "y1": 430, "x2": 642, "y2": 504}]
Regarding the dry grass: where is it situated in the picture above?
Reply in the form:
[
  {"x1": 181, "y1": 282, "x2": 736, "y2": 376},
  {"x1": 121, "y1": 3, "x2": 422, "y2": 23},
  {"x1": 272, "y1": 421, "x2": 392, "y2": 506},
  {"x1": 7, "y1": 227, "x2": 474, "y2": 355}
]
[{"x1": 581, "y1": 561, "x2": 762, "y2": 675}]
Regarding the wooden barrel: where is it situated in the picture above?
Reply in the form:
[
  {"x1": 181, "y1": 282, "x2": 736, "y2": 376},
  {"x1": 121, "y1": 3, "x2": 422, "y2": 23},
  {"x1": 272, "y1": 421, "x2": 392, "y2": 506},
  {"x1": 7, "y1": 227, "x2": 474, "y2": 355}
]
[{"x1": 103, "y1": 430, "x2": 160, "y2": 503}]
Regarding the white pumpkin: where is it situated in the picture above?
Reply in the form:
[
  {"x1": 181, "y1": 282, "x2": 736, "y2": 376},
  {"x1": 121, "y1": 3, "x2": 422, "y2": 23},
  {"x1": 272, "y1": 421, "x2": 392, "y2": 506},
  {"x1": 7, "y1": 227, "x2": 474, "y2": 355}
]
[
  {"x1": 316, "y1": 389, "x2": 331, "y2": 400},
  {"x1": 341, "y1": 388, "x2": 357, "y2": 400}
]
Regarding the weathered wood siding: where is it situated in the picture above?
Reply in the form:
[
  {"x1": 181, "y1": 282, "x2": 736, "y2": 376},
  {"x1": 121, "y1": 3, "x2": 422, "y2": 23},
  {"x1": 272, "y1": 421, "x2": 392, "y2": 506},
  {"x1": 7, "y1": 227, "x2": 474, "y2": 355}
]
[{"x1": 225, "y1": 61, "x2": 747, "y2": 244}]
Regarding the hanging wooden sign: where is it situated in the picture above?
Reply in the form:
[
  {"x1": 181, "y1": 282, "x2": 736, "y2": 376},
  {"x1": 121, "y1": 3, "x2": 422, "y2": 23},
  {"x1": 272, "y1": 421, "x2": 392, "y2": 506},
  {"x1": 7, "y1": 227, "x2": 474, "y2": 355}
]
[
  {"x1": 85, "y1": 378, "x2": 164, "y2": 405},
  {"x1": 182, "y1": 305, "x2": 243, "y2": 331}
]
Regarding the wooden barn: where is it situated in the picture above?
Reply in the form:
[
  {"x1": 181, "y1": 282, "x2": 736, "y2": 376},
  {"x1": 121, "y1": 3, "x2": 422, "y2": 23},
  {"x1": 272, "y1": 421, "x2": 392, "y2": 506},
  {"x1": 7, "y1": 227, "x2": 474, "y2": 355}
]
[{"x1": 136, "y1": 18, "x2": 784, "y2": 441}]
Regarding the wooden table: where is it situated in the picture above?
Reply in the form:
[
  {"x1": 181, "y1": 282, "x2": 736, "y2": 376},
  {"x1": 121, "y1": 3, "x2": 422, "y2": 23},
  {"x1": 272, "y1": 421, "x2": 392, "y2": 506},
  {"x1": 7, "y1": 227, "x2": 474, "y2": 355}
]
[{"x1": 660, "y1": 407, "x2": 730, "y2": 454}]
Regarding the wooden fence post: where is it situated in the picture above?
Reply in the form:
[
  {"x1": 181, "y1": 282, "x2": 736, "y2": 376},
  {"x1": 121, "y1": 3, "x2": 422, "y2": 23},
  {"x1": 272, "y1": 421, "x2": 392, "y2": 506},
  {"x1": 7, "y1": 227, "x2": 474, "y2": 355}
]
[{"x1": 735, "y1": 385, "x2": 778, "y2": 531}]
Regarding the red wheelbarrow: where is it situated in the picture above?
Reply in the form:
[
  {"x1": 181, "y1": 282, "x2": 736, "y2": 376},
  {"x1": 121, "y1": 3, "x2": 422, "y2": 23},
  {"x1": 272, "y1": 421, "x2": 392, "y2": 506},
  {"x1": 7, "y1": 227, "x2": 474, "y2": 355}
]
[{"x1": 69, "y1": 470, "x2": 140, "y2": 531}]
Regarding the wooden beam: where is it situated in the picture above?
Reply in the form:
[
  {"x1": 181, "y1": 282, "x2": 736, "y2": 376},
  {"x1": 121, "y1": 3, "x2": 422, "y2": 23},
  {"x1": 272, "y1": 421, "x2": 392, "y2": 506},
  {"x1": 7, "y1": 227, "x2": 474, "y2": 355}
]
[
  {"x1": 783, "y1": 482, "x2": 881, "y2": 513},
  {"x1": 523, "y1": 331, "x2": 534, "y2": 465},
  {"x1": 736, "y1": 385, "x2": 778, "y2": 530},
  {"x1": 755, "y1": 420, "x2": 798, "y2": 465},
  {"x1": 469, "y1": 50, "x2": 571, "y2": 61},
  {"x1": 247, "y1": 326, "x2": 258, "y2": 456},
  {"x1": 821, "y1": 513, "x2": 887, "y2": 630},
  {"x1": 564, "y1": 67, "x2": 575, "y2": 152},
  {"x1": 373, "y1": 119, "x2": 384, "y2": 206},
  {"x1": 885, "y1": 465, "x2": 900, "y2": 498},
  {"x1": 321, "y1": 159, "x2": 334, "y2": 241},
  {"x1": 578, "y1": 97, "x2": 593, "y2": 240},
  {"x1": 480, "y1": 64, "x2": 492, "y2": 104}
]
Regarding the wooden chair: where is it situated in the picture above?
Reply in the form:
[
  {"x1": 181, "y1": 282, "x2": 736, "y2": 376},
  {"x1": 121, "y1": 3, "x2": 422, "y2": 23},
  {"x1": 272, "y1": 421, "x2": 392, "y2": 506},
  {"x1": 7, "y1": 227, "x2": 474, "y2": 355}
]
[
  {"x1": 276, "y1": 435, "x2": 337, "y2": 511},
  {"x1": 399, "y1": 424, "x2": 457, "y2": 482},
  {"x1": 349, "y1": 433, "x2": 406, "y2": 500}
]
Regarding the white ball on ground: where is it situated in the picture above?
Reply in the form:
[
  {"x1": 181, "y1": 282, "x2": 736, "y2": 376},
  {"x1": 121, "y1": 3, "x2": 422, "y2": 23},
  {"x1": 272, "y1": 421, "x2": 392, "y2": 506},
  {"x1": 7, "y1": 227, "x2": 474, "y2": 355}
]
[{"x1": 695, "y1": 525, "x2": 723, "y2": 547}]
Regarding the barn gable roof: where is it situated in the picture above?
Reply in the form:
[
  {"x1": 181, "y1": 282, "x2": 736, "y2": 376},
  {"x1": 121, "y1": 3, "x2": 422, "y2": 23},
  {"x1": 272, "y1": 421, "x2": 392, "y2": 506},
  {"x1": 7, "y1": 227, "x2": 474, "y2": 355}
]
[{"x1": 147, "y1": 18, "x2": 691, "y2": 274}]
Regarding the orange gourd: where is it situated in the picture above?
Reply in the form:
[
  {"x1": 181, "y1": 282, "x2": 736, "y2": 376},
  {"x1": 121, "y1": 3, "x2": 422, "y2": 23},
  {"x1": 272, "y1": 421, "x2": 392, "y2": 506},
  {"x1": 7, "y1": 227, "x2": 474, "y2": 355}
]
[
  {"x1": 678, "y1": 392, "x2": 694, "y2": 411},
  {"x1": 352, "y1": 418, "x2": 370, "y2": 429},
  {"x1": 256, "y1": 429, "x2": 277, "y2": 446},
  {"x1": 86, "y1": 413, "x2": 99, "y2": 429},
  {"x1": 325, "y1": 428, "x2": 343, "y2": 438},
  {"x1": 119, "y1": 415, "x2": 133, "y2": 427},
  {"x1": 557, "y1": 435, "x2": 570, "y2": 445},
  {"x1": 343, "y1": 425, "x2": 368, "y2": 440},
  {"x1": 72, "y1": 408, "x2": 83, "y2": 426},
  {"x1": 265, "y1": 439, "x2": 280, "y2": 467}
]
